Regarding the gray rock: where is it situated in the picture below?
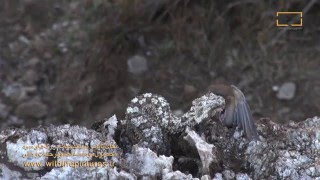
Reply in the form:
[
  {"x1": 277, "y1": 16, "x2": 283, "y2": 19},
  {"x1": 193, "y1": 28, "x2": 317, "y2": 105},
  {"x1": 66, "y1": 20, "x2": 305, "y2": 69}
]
[
  {"x1": 103, "y1": 115, "x2": 118, "y2": 139},
  {"x1": 236, "y1": 173, "x2": 251, "y2": 180},
  {"x1": 1, "y1": 91, "x2": 320, "y2": 179},
  {"x1": 126, "y1": 146, "x2": 174, "y2": 177},
  {"x1": 222, "y1": 170, "x2": 236, "y2": 180},
  {"x1": 15, "y1": 99, "x2": 48, "y2": 119},
  {"x1": 246, "y1": 116, "x2": 320, "y2": 179},
  {"x1": 0, "y1": 101, "x2": 10, "y2": 119},
  {"x1": 18, "y1": 35, "x2": 31, "y2": 45},
  {"x1": 6, "y1": 130, "x2": 49, "y2": 171},
  {"x1": 0, "y1": 164, "x2": 22, "y2": 179},
  {"x1": 22, "y1": 69, "x2": 39, "y2": 85},
  {"x1": 127, "y1": 55, "x2": 148, "y2": 74},
  {"x1": 173, "y1": 109, "x2": 184, "y2": 117},
  {"x1": 184, "y1": 127, "x2": 218, "y2": 175},
  {"x1": 32, "y1": 36, "x2": 47, "y2": 53},
  {"x1": 277, "y1": 82, "x2": 296, "y2": 100},
  {"x1": 2, "y1": 83, "x2": 28, "y2": 103},
  {"x1": 26, "y1": 57, "x2": 41, "y2": 68},
  {"x1": 213, "y1": 173, "x2": 223, "y2": 180},
  {"x1": 200, "y1": 175, "x2": 211, "y2": 180},
  {"x1": 41, "y1": 166, "x2": 136, "y2": 180},
  {"x1": 163, "y1": 169, "x2": 198, "y2": 180},
  {"x1": 1, "y1": 124, "x2": 120, "y2": 179}
]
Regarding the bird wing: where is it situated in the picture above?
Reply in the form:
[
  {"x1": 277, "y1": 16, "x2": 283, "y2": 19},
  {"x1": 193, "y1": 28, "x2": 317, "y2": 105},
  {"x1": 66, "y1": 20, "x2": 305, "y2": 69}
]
[{"x1": 231, "y1": 85, "x2": 259, "y2": 141}]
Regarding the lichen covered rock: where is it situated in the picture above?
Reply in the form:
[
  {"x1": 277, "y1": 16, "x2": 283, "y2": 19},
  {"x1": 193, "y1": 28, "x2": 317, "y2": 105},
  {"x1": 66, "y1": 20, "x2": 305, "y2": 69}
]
[
  {"x1": 6, "y1": 130, "x2": 49, "y2": 171},
  {"x1": 0, "y1": 123, "x2": 120, "y2": 179},
  {"x1": 246, "y1": 116, "x2": 320, "y2": 179},
  {"x1": 0, "y1": 92, "x2": 319, "y2": 179},
  {"x1": 125, "y1": 145, "x2": 174, "y2": 177},
  {"x1": 123, "y1": 92, "x2": 224, "y2": 154}
]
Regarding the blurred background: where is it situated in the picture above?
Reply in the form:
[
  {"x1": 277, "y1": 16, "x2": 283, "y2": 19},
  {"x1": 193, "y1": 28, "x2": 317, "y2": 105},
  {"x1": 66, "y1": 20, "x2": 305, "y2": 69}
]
[{"x1": 0, "y1": 0, "x2": 319, "y2": 130}]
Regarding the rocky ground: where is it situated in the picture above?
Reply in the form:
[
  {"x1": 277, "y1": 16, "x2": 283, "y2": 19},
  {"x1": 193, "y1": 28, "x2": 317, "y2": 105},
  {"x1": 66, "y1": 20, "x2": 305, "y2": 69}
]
[
  {"x1": 0, "y1": 1, "x2": 319, "y2": 179},
  {"x1": 0, "y1": 0, "x2": 319, "y2": 132},
  {"x1": 0, "y1": 92, "x2": 319, "y2": 179}
]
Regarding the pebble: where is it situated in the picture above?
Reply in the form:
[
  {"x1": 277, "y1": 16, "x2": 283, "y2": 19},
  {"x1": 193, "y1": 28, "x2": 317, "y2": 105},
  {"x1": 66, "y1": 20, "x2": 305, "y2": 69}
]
[
  {"x1": 32, "y1": 36, "x2": 46, "y2": 53},
  {"x1": 18, "y1": 35, "x2": 31, "y2": 45},
  {"x1": 15, "y1": 99, "x2": 48, "y2": 119},
  {"x1": 277, "y1": 82, "x2": 296, "y2": 100},
  {"x1": 26, "y1": 57, "x2": 40, "y2": 67},
  {"x1": 22, "y1": 70, "x2": 39, "y2": 85},
  {"x1": 2, "y1": 83, "x2": 27, "y2": 103},
  {"x1": 127, "y1": 55, "x2": 148, "y2": 74}
]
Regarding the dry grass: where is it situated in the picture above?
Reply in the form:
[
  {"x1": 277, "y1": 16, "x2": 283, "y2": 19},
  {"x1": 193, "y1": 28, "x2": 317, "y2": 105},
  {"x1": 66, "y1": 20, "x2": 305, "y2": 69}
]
[{"x1": 85, "y1": 0, "x2": 320, "y2": 122}]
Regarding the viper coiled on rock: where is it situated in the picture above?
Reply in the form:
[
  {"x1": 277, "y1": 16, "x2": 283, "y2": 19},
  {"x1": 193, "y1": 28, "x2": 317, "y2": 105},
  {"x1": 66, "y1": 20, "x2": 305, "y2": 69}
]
[{"x1": 122, "y1": 92, "x2": 225, "y2": 154}]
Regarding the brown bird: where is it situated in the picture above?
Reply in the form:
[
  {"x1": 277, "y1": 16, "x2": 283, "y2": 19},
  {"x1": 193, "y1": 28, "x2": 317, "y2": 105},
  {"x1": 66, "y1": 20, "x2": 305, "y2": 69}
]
[{"x1": 207, "y1": 84, "x2": 259, "y2": 141}]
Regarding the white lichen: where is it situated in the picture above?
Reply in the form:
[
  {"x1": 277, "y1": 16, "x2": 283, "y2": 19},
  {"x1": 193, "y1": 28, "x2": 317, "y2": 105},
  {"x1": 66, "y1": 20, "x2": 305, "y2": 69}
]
[
  {"x1": 184, "y1": 127, "x2": 218, "y2": 174},
  {"x1": 162, "y1": 169, "x2": 198, "y2": 180},
  {"x1": 0, "y1": 163, "x2": 22, "y2": 179},
  {"x1": 126, "y1": 146, "x2": 173, "y2": 176},
  {"x1": 103, "y1": 115, "x2": 118, "y2": 138}
]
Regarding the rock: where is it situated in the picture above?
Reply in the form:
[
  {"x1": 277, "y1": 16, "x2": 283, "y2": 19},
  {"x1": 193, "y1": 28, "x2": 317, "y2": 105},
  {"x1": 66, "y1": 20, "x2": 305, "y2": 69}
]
[
  {"x1": 6, "y1": 130, "x2": 49, "y2": 171},
  {"x1": 0, "y1": 101, "x2": 11, "y2": 119},
  {"x1": 1, "y1": 91, "x2": 320, "y2": 179},
  {"x1": 277, "y1": 82, "x2": 296, "y2": 100},
  {"x1": 162, "y1": 169, "x2": 197, "y2": 180},
  {"x1": 222, "y1": 170, "x2": 236, "y2": 180},
  {"x1": 272, "y1": 85, "x2": 279, "y2": 92},
  {"x1": 236, "y1": 173, "x2": 251, "y2": 180},
  {"x1": 32, "y1": 36, "x2": 47, "y2": 53},
  {"x1": 58, "y1": 42, "x2": 68, "y2": 53},
  {"x1": 9, "y1": 41, "x2": 23, "y2": 54},
  {"x1": 18, "y1": 35, "x2": 31, "y2": 45},
  {"x1": 201, "y1": 175, "x2": 211, "y2": 180},
  {"x1": 2, "y1": 83, "x2": 28, "y2": 103},
  {"x1": 0, "y1": 164, "x2": 22, "y2": 179},
  {"x1": 125, "y1": 146, "x2": 174, "y2": 177},
  {"x1": 127, "y1": 55, "x2": 148, "y2": 74},
  {"x1": 15, "y1": 99, "x2": 48, "y2": 119},
  {"x1": 22, "y1": 69, "x2": 39, "y2": 85},
  {"x1": 209, "y1": 71, "x2": 216, "y2": 78},
  {"x1": 108, "y1": 168, "x2": 137, "y2": 180},
  {"x1": 103, "y1": 115, "x2": 118, "y2": 138},
  {"x1": 246, "y1": 117, "x2": 320, "y2": 179},
  {"x1": 26, "y1": 57, "x2": 40, "y2": 67},
  {"x1": 173, "y1": 109, "x2": 184, "y2": 117},
  {"x1": 184, "y1": 127, "x2": 219, "y2": 175},
  {"x1": 213, "y1": 173, "x2": 223, "y2": 180},
  {"x1": 41, "y1": 166, "x2": 136, "y2": 180},
  {"x1": 24, "y1": 86, "x2": 38, "y2": 95},
  {"x1": 1, "y1": 124, "x2": 120, "y2": 178}
]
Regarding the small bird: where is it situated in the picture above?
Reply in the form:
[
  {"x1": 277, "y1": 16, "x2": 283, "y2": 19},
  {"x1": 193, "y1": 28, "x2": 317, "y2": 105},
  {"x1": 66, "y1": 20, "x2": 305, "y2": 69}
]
[{"x1": 207, "y1": 84, "x2": 259, "y2": 141}]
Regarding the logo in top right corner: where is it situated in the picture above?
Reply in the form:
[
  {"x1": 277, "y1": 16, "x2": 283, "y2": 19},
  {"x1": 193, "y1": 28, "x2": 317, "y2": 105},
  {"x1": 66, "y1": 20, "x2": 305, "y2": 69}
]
[{"x1": 276, "y1": 12, "x2": 303, "y2": 29}]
